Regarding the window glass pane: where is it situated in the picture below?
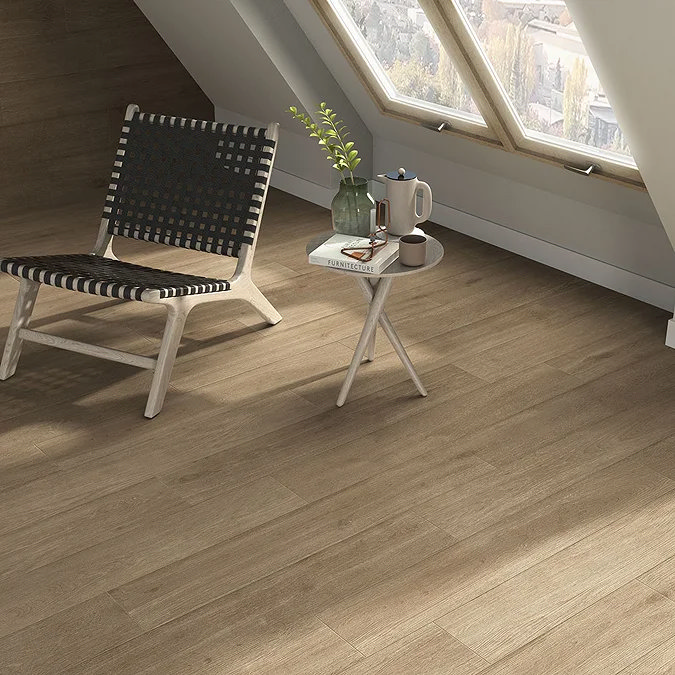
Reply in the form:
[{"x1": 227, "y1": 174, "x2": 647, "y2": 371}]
[
  {"x1": 456, "y1": 0, "x2": 635, "y2": 163},
  {"x1": 330, "y1": 0, "x2": 485, "y2": 123}
]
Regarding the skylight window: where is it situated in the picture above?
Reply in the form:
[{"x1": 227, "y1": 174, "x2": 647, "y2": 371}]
[
  {"x1": 311, "y1": 0, "x2": 641, "y2": 186},
  {"x1": 336, "y1": 0, "x2": 484, "y2": 123},
  {"x1": 319, "y1": 0, "x2": 499, "y2": 142},
  {"x1": 455, "y1": 0, "x2": 635, "y2": 166}
]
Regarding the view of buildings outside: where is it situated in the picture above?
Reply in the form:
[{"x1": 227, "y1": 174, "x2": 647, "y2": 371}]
[
  {"x1": 341, "y1": 0, "x2": 484, "y2": 120},
  {"x1": 458, "y1": 0, "x2": 631, "y2": 157},
  {"x1": 340, "y1": 0, "x2": 632, "y2": 158}
]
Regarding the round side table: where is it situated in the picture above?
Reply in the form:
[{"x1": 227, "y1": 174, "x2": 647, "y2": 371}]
[{"x1": 307, "y1": 231, "x2": 444, "y2": 406}]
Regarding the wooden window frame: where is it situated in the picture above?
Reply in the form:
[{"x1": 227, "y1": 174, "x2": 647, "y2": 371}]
[
  {"x1": 309, "y1": 0, "x2": 502, "y2": 146},
  {"x1": 309, "y1": 0, "x2": 644, "y2": 189}
]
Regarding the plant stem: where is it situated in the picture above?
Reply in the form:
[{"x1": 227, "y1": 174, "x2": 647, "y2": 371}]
[{"x1": 322, "y1": 112, "x2": 355, "y2": 182}]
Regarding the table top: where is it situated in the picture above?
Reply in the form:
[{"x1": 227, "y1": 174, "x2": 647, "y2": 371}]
[{"x1": 306, "y1": 231, "x2": 444, "y2": 278}]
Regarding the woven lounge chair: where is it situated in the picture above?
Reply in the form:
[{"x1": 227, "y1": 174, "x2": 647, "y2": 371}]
[{"x1": 0, "y1": 104, "x2": 281, "y2": 418}]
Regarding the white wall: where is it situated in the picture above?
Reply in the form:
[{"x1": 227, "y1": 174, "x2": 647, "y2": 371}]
[
  {"x1": 214, "y1": 105, "x2": 336, "y2": 208},
  {"x1": 566, "y1": 0, "x2": 675, "y2": 250},
  {"x1": 564, "y1": 0, "x2": 675, "y2": 341}
]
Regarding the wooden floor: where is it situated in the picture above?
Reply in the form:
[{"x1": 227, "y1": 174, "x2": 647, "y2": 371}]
[{"x1": 1, "y1": 188, "x2": 675, "y2": 674}]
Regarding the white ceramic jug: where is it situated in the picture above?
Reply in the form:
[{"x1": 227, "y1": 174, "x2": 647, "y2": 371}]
[{"x1": 377, "y1": 168, "x2": 432, "y2": 236}]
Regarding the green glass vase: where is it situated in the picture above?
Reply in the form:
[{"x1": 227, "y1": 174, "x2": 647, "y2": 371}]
[{"x1": 331, "y1": 177, "x2": 375, "y2": 237}]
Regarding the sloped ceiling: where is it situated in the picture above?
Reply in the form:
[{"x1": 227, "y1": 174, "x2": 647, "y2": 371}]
[
  {"x1": 565, "y1": 0, "x2": 675, "y2": 250},
  {"x1": 132, "y1": 0, "x2": 675, "y2": 251},
  {"x1": 133, "y1": 0, "x2": 372, "y2": 190},
  {"x1": 133, "y1": 0, "x2": 675, "y2": 307},
  {"x1": 134, "y1": 0, "x2": 296, "y2": 125}
]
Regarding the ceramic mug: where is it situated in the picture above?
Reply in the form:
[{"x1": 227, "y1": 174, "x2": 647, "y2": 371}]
[{"x1": 398, "y1": 234, "x2": 427, "y2": 267}]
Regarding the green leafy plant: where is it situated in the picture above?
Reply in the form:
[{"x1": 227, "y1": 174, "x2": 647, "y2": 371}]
[{"x1": 288, "y1": 102, "x2": 361, "y2": 183}]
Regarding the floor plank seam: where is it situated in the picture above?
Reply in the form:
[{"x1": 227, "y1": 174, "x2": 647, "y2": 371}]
[
  {"x1": 104, "y1": 590, "x2": 146, "y2": 632},
  {"x1": 267, "y1": 475, "x2": 311, "y2": 507},
  {"x1": 371, "y1": 485, "x2": 675, "y2": 660},
  {"x1": 150, "y1": 475, "x2": 198, "y2": 508},
  {"x1": 634, "y1": 574, "x2": 675, "y2": 603},
  {"x1": 432, "y1": 620, "x2": 493, "y2": 668},
  {"x1": 318, "y1": 616, "x2": 367, "y2": 661}
]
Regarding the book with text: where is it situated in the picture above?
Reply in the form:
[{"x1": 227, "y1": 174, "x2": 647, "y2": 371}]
[{"x1": 309, "y1": 234, "x2": 399, "y2": 274}]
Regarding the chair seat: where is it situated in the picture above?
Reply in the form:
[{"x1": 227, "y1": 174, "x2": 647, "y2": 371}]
[{"x1": 0, "y1": 254, "x2": 230, "y2": 301}]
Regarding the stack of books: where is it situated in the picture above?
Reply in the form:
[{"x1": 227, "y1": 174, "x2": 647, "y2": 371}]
[{"x1": 309, "y1": 233, "x2": 399, "y2": 274}]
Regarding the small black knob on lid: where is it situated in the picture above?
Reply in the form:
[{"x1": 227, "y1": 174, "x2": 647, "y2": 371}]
[{"x1": 384, "y1": 167, "x2": 416, "y2": 181}]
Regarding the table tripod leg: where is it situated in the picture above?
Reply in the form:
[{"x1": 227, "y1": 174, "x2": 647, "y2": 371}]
[
  {"x1": 356, "y1": 277, "x2": 427, "y2": 398},
  {"x1": 337, "y1": 277, "x2": 393, "y2": 407},
  {"x1": 367, "y1": 278, "x2": 377, "y2": 362},
  {"x1": 377, "y1": 312, "x2": 427, "y2": 397}
]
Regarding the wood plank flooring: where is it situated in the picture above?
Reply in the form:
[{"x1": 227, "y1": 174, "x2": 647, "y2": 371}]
[{"x1": 1, "y1": 188, "x2": 675, "y2": 673}]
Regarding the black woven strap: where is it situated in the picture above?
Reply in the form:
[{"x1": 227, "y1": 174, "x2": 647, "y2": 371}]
[
  {"x1": 104, "y1": 112, "x2": 276, "y2": 258},
  {"x1": 0, "y1": 254, "x2": 230, "y2": 301}
]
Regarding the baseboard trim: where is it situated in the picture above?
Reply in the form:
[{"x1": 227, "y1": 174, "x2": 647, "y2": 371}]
[
  {"x1": 277, "y1": 172, "x2": 675, "y2": 311},
  {"x1": 271, "y1": 168, "x2": 333, "y2": 209},
  {"x1": 430, "y1": 201, "x2": 675, "y2": 312},
  {"x1": 272, "y1": 171, "x2": 675, "y2": 336},
  {"x1": 666, "y1": 320, "x2": 675, "y2": 348}
]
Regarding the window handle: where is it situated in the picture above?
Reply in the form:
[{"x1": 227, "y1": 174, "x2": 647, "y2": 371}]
[
  {"x1": 564, "y1": 163, "x2": 600, "y2": 176},
  {"x1": 424, "y1": 121, "x2": 451, "y2": 133}
]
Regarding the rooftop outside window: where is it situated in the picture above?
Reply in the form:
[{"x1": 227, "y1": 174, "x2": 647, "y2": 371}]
[
  {"x1": 312, "y1": 0, "x2": 642, "y2": 185},
  {"x1": 455, "y1": 0, "x2": 636, "y2": 167},
  {"x1": 338, "y1": 0, "x2": 484, "y2": 124}
]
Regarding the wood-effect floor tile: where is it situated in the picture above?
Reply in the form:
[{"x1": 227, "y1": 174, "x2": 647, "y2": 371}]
[
  {"x1": 478, "y1": 581, "x2": 675, "y2": 674},
  {"x1": 110, "y1": 452, "x2": 487, "y2": 629},
  {"x1": 315, "y1": 458, "x2": 674, "y2": 656},
  {"x1": 1, "y1": 190, "x2": 674, "y2": 673},
  {"x1": 639, "y1": 555, "x2": 675, "y2": 602},
  {"x1": 617, "y1": 635, "x2": 675, "y2": 674},
  {"x1": 0, "y1": 594, "x2": 142, "y2": 675},
  {"x1": 68, "y1": 513, "x2": 452, "y2": 674},
  {"x1": 0, "y1": 477, "x2": 304, "y2": 637},
  {"x1": 634, "y1": 435, "x2": 675, "y2": 480},
  {"x1": 436, "y1": 490, "x2": 675, "y2": 661},
  {"x1": 339, "y1": 623, "x2": 487, "y2": 675},
  {"x1": 0, "y1": 478, "x2": 188, "y2": 577}
]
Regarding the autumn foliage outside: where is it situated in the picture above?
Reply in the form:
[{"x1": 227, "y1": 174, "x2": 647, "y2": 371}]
[{"x1": 342, "y1": 0, "x2": 630, "y2": 156}]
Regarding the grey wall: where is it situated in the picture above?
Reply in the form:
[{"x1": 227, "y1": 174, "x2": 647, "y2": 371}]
[
  {"x1": 285, "y1": 0, "x2": 675, "y2": 296},
  {"x1": 133, "y1": 0, "x2": 675, "y2": 309},
  {"x1": 134, "y1": 0, "x2": 372, "y2": 195}
]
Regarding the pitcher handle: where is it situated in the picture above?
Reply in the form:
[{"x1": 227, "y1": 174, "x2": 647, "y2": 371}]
[{"x1": 415, "y1": 181, "x2": 433, "y2": 225}]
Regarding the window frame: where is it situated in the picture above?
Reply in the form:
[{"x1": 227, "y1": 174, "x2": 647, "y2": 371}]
[
  {"x1": 310, "y1": 0, "x2": 503, "y2": 145},
  {"x1": 309, "y1": 0, "x2": 644, "y2": 189}
]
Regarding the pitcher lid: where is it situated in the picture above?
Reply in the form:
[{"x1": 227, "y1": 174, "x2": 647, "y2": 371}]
[{"x1": 384, "y1": 167, "x2": 416, "y2": 181}]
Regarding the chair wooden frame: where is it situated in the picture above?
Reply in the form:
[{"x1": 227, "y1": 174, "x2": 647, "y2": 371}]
[{"x1": 0, "y1": 104, "x2": 281, "y2": 418}]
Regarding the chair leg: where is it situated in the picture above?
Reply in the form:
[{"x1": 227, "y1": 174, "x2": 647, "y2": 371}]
[
  {"x1": 245, "y1": 282, "x2": 282, "y2": 325},
  {"x1": 144, "y1": 302, "x2": 190, "y2": 419},
  {"x1": 0, "y1": 278, "x2": 40, "y2": 380}
]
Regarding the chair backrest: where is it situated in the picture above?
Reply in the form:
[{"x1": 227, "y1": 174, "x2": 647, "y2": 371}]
[{"x1": 103, "y1": 109, "x2": 277, "y2": 258}]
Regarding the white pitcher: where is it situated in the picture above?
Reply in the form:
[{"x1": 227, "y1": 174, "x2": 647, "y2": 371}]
[{"x1": 377, "y1": 168, "x2": 433, "y2": 236}]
